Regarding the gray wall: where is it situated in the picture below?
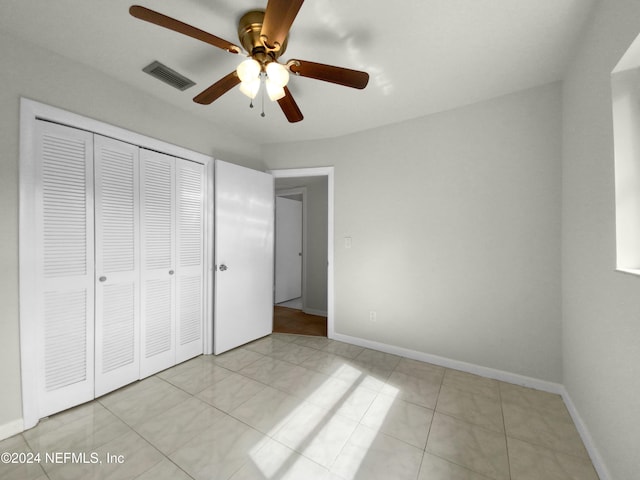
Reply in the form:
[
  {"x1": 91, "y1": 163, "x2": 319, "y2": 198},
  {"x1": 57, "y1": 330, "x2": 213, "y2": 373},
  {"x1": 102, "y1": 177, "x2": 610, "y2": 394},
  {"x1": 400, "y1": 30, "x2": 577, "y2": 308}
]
[
  {"x1": 0, "y1": 32, "x2": 262, "y2": 431},
  {"x1": 264, "y1": 82, "x2": 563, "y2": 382},
  {"x1": 562, "y1": 0, "x2": 640, "y2": 478}
]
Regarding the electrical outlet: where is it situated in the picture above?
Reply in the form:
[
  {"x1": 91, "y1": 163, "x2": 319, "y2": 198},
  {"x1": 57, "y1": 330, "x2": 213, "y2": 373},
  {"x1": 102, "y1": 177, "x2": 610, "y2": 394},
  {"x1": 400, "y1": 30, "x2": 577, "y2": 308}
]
[{"x1": 369, "y1": 311, "x2": 377, "y2": 322}]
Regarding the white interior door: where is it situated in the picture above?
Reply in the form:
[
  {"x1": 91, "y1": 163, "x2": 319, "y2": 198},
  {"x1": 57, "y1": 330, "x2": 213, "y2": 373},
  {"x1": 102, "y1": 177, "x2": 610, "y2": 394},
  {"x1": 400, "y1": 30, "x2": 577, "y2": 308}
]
[
  {"x1": 34, "y1": 120, "x2": 95, "y2": 417},
  {"x1": 214, "y1": 160, "x2": 274, "y2": 354},
  {"x1": 275, "y1": 196, "x2": 303, "y2": 303},
  {"x1": 139, "y1": 149, "x2": 176, "y2": 377},
  {"x1": 175, "y1": 159, "x2": 205, "y2": 363},
  {"x1": 94, "y1": 135, "x2": 140, "y2": 397}
]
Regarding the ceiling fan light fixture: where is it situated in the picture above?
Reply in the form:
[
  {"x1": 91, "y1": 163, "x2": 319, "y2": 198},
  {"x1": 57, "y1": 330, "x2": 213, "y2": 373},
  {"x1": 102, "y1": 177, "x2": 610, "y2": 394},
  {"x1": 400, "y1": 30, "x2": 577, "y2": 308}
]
[
  {"x1": 266, "y1": 61, "x2": 289, "y2": 88},
  {"x1": 236, "y1": 58, "x2": 261, "y2": 82},
  {"x1": 239, "y1": 77, "x2": 261, "y2": 99},
  {"x1": 266, "y1": 78, "x2": 286, "y2": 101}
]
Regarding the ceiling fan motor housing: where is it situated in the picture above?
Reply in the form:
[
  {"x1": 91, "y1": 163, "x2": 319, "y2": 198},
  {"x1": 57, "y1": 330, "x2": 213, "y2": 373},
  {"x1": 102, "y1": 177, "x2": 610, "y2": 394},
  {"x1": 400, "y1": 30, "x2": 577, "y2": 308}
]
[{"x1": 238, "y1": 10, "x2": 287, "y2": 66}]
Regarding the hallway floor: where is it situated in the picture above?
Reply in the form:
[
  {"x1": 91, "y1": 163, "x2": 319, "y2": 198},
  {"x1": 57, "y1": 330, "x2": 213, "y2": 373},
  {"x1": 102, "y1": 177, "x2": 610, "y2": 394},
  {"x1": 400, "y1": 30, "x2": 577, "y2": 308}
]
[
  {"x1": 1, "y1": 334, "x2": 598, "y2": 480},
  {"x1": 273, "y1": 306, "x2": 327, "y2": 337}
]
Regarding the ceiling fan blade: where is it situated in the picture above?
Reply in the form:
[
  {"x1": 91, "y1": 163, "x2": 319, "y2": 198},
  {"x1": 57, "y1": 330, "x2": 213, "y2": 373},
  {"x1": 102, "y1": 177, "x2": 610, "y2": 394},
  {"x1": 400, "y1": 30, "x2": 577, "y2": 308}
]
[
  {"x1": 277, "y1": 87, "x2": 304, "y2": 123},
  {"x1": 129, "y1": 5, "x2": 241, "y2": 53},
  {"x1": 261, "y1": 0, "x2": 304, "y2": 50},
  {"x1": 193, "y1": 71, "x2": 241, "y2": 105},
  {"x1": 288, "y1": 60, "x2": 369, "y2": 89}
]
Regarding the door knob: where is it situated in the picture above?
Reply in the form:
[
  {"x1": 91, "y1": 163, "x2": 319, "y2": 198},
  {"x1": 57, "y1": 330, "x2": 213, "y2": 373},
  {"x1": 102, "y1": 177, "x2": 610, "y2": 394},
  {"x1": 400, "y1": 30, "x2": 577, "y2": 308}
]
[
  {"x1": 99, "y1": 276, "x2": 107, "y2": 282},
  {"x1": 219, "y1": 264, "x2": 228, "y2": 272},
  {"x1": 169, "y1": 270, "x2": 174, "y2": 275}
]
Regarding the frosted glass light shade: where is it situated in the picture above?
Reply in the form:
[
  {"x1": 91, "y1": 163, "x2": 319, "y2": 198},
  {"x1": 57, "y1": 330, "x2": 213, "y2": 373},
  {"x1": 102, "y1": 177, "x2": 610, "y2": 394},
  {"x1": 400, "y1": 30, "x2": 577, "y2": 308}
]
[
  {"x1": 237, "y1": 58, "x2": 261, "y2": 82},
  {"x1": 266, "y1": 78, "x2": 285, "y2": 101},
  {"x1": 239, "y1": 77, "x2": 261, "y2": 99},
  {"x1": 266, "y1": 62, "x2": 289, "y2": 88}
]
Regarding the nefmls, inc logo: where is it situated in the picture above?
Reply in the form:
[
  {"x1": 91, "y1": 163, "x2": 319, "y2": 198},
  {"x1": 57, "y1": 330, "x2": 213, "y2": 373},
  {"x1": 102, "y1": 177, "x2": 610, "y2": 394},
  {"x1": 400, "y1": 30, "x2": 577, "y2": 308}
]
[{"x1": 45, "y1": 452, "x2": 100, "y2": 464}]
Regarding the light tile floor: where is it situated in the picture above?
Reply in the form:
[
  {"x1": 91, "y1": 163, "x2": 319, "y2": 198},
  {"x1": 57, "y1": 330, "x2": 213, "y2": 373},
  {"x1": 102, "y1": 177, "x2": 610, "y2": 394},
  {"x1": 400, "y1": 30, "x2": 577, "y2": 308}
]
[{"x1": 1, "y1": 334, "x2": 600, "y2": 480}]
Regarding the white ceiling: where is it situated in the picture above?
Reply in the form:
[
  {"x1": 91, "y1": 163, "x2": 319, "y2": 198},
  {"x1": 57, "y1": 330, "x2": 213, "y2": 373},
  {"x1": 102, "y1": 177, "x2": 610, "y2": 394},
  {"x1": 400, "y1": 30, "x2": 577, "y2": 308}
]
[{"x1": 1, "y1": 0, "x2": 597, "y2": 146}]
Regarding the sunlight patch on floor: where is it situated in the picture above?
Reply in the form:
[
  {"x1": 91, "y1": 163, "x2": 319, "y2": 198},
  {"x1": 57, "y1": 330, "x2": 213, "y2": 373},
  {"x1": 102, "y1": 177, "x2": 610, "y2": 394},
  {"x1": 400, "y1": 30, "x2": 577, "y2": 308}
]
[{"x1": 247, "y1": 360, "x2": 399, "y2": 479}]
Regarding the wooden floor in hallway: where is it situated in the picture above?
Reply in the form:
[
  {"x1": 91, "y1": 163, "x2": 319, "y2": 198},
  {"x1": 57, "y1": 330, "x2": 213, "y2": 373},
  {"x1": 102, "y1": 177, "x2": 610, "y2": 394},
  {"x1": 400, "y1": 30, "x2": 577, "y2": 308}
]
[{"x1": 273, "y1": 306, "x2": 327, "y2": 337}]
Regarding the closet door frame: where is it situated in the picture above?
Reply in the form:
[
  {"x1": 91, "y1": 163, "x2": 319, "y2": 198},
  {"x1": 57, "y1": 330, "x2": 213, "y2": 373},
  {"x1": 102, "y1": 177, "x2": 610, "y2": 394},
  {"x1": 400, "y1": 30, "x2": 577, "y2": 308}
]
[{"x1": 19, "y1": 99, "x2": 214, "y2": 429}]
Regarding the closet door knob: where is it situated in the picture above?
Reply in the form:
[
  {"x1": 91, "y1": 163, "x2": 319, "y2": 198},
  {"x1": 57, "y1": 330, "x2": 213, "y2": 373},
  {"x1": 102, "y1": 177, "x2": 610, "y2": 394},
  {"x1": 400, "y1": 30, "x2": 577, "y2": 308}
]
[
  {"x1": 169, "y1": 270, "x2": 174, "y2": 275},
  {"x1": 219, "y1": 264, "x2": 228, "y2": 272},
  {"x1": 99, "y1": 276, "x2": 107, "y2": 282}
]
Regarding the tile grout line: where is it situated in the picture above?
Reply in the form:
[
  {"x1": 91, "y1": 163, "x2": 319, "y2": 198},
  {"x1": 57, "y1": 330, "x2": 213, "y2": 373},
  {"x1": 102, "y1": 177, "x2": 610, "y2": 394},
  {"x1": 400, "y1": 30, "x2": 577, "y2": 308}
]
[
  {"x1": 415, "y1": 365, "x2": 445, "y2": 480},
  {"x1": 96, "y1": 394, "x2": 183, "y2": 478},
  {"x1": 425, "y1": 372, "x2": 499, "y2": 480},
  {"x1": 123, "y1": 370, "x2": 263, "y2": 480},
  {"x1": 425, "y1": 365, "x2": 445, "y2": 452},
  {"x1": 498, "y1": 381, "x2": 513, "y2": 480}
]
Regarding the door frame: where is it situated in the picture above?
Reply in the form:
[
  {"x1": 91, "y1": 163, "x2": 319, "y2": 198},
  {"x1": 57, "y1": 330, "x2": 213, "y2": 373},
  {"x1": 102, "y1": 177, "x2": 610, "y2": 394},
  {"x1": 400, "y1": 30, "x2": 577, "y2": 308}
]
[
  {"x1": 269, "y1": 167, "x2": 335, "y2": 338},
  {"x1": 19, "y1": 98, "x2": 214, "y2": 429}
]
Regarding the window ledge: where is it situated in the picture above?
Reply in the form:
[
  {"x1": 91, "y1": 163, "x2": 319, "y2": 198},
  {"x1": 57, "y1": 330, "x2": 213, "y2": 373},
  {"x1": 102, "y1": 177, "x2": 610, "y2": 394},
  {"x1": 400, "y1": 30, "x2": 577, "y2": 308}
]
[{"x1": 616, "y1": 268, "x2": 640, "y2": 277}]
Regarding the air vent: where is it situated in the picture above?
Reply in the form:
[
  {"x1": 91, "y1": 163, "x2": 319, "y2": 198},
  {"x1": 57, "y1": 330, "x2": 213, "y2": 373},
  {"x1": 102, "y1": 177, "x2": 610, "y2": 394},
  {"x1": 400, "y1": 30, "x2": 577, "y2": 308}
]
[{"x1": 142, "y1": 61, "x2": 196, "y2": 91}]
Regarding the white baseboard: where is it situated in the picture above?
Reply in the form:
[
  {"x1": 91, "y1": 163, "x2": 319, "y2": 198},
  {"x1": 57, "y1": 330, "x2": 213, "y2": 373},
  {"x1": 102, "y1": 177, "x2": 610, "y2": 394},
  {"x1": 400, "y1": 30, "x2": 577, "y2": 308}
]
[
  {"x1": 331, "y1": 332, "x2": 564, "y2": 394},
  {"x1": 303, "y1": 308, "x2": 327, "y2": 317},
  {"x1": 560, "y1": 387, "x2": 612, "y2": 480},
  {"x1": 0, "y1": 418, "x2": 24, "y2": 441}
]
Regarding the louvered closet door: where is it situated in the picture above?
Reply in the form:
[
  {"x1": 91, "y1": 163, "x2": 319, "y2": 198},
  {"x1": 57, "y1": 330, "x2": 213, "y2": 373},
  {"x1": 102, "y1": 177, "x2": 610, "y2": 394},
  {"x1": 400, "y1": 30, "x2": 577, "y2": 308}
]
[
  {"x1": 139, "y1": 149, "x2": 176, "y2": 377},
  {"x1": 175, "y1": 159, "x2": 205, "y2": 363},
  {"x1": 34, "y1": 121, "x2": 95, "y2": 417},
  {"x1": 94, "y1": 136, "x2": 140, "y2": 397}
]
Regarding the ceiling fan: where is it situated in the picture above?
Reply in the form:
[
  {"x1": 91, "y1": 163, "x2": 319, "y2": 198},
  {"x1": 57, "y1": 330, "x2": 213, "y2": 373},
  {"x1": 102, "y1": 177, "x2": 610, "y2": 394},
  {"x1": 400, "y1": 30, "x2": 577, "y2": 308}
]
[{"x1": 129, "y1": 1, "x2": 370, "y2": 123}]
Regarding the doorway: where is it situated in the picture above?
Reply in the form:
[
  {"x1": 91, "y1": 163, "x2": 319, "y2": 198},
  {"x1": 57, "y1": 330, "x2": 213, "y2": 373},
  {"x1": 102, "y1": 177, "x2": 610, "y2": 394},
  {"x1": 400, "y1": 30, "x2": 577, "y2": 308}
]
[
  {"x1": 275, "y1": 192, "x2": 304, "y2": 306},
  {"x1": 270, "y1": 168, "x2": 334, "y2": 338}
]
